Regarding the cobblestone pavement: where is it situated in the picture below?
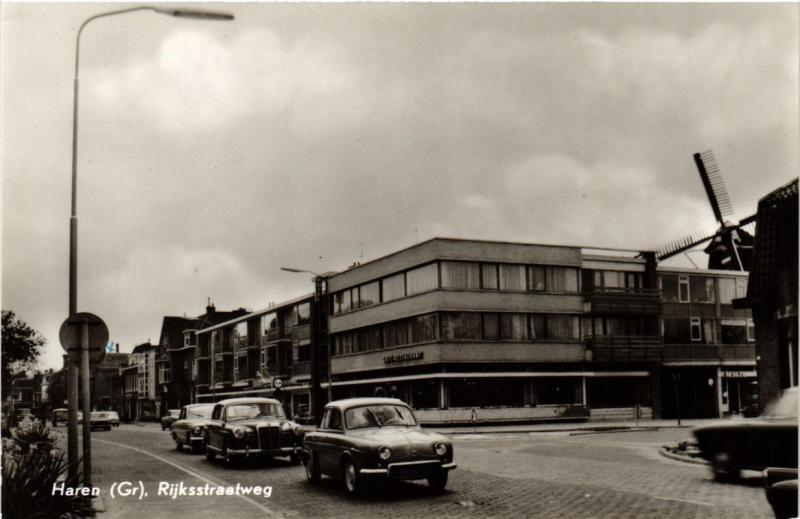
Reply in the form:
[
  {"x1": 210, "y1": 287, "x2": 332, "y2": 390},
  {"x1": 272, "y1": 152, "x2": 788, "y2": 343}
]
[{"x1": 81, "y1": 423, "x2": 772, "y2": 519}]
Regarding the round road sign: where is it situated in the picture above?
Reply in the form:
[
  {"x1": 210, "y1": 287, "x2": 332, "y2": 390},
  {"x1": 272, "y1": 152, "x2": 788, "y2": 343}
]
[{"x1": 59, "y1": 312, "x2": 108, "y2": 364}]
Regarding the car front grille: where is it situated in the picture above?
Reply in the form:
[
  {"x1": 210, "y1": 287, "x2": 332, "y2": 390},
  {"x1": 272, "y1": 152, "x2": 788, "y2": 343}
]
[
  {"x1": 246, "y1": 430, "x2": 259, "y2": 449},
  {"x1": 258, "y1": 426, "x2": 280, "y2": 450},
  {"x1": 388, "y1": 461, "x2": 440, "y2": 480}
]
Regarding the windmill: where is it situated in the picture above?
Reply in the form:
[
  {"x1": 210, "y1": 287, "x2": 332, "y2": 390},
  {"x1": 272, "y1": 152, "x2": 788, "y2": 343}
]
[{"x1": 656, "y1": 151, "x2": 756, "y2": 271}]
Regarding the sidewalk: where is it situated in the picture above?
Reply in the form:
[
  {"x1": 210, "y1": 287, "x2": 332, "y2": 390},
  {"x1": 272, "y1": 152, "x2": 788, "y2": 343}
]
[{"x1": 428, "y1": 417, "x2": 727, "y2": 435}]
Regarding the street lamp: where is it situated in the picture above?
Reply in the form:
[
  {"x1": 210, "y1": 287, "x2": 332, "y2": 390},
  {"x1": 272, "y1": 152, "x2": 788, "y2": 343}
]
[
  {"x1": 67, "y1": 4, "x2": 233, "y2": 485},
  {"x1": 280, "y1": 267, "x2": 332, "y2": 422}
]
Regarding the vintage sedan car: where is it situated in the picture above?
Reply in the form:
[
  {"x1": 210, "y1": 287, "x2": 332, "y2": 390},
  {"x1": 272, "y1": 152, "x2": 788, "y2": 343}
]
[
  {"x1": 107, "y1": 411, "x2": 120, "y2": 427},
  {"x1": 161, "y1": 409, "x2": 181, "y2": 430},
  {"x1": 204, "y1": 398, "x2": 304, "y2": 464},
  {"x1": 171, "y1": 403, "x2": 215, "y2": 453},
  {"x1": 694, "y1": 387, "x2": 798, "y2": 481},
  {"x1": 89, "y1": 411, "x2": 114, "y2": 431},
  {"x1": 302, "y1": 398, "x2": 457, "y2": 495},
  {"x1": 51, "y1": 408, "x2": 69, "y2": 427}
]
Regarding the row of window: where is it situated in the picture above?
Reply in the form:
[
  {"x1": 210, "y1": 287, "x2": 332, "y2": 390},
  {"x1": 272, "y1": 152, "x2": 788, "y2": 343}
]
[
  {"x1": 663, "y1": 317, "x2": 755, "y2": 344},
  {"x1": 332, "y1": 312, "x2": 584, "y2": 356},
  {"x1": 333, "y1": 261, "x2": 581, "y2": 315},
  {"x1": 660, "y1": 274, "x2": 747, "y2": 305}
]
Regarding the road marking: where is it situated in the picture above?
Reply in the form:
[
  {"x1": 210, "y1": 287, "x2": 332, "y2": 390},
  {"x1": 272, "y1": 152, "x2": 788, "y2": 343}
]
[
  {"x1": 651, "y1": 495, "x2": 713, "y2": 507},
  {"x1": 94, "y1": 437, "x2": 286, "y2": 518}
]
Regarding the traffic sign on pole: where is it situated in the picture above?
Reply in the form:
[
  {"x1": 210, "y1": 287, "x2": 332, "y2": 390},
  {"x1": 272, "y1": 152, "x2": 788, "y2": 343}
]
[{"x1": 59, "y1": 312, "x2": 108, "y2": 364}]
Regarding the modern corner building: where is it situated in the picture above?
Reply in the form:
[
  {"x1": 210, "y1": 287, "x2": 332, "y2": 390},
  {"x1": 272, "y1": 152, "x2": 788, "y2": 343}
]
[{"x1": 167, "y1": 237, "x2": 755, "y2": 424}]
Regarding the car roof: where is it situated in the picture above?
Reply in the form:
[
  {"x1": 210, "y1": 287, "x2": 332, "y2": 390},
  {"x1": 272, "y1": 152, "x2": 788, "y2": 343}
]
[
  {"x1": 325, "y1": 397, "x2": 409, "y2": 410},
  {"x1": 183, "y1": 403, "x2": 214, "y2": 408},
  {"x1": 217, "y1": 397, "x2": 281, "y2": 406},
  {"x1": 53, "y1": 408, "x2": 68, "y2": 412}
]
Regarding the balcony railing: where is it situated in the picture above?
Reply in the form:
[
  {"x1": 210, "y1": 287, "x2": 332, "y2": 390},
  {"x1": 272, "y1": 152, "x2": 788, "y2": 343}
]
[
  {"x1": 584, "y1": 287, "x2": 662, "y2": 314},
  {"x1": 663, "y1": 344, "x2": 756, "y2": 363},
  {"x1": 586, "y1": 335, "x2": 663, "y2": 362}
]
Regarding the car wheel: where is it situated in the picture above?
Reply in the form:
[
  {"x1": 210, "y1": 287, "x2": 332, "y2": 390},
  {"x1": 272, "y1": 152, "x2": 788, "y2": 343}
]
[
  {"x1": 290, "y1": 453, "x2": 302, "y2": 465},
  {"x1": 305, "y1": 452, "x2": 321, "y2": 483},
  {"x1": 711, "y1": 451, "x2": 739, "y2": 482},
  {"x1": 176, "y1": 438, "x2": 183, "y2": 451},
  {"x1": 427, "y1": 470, "x2": 448, "y2": 491},
  {"x1": 206, "y1": 447, "x2": 216, "y2": 462},
  {"x1": 342, "y1": 458, "x2": 363, "y2": 496}
]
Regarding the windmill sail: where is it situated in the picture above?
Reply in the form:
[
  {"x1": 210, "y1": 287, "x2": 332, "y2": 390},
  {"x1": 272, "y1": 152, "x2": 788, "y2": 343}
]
[{"x1": 694, "y1": 150, "x2": 734, "y2": 225}]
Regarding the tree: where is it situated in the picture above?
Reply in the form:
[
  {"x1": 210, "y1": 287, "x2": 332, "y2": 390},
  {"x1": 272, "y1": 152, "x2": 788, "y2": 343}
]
[{"x1": 1, "y1": 311, "x2": 45, "y2": 391}]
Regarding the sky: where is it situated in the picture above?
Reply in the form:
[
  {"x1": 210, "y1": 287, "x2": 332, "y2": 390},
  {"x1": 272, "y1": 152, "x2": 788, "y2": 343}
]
[{"x1": 2, "y1": 2, "x2": 798, "y2": 371}]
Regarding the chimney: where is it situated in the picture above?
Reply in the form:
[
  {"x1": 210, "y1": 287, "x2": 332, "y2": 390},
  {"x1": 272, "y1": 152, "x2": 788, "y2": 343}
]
[{"x1": 206, "y1": 297, "x2": 216, "y2": 316}]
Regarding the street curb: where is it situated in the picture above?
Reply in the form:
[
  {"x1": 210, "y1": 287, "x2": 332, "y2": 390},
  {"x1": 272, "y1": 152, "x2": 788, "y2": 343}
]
[
  {"x1": 659, "y1": 446, "x2": 709, "y2": 466},
  {"x1": 438, "y1": 424, "x2": 694, "y2": 435}
]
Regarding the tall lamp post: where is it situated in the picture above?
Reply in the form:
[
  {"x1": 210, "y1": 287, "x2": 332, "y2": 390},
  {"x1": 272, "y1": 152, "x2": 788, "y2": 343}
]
[
  {"x1": 280, "y1": 267, "x2": 332, "y2": 423},
  {"x1": 68, "y1": 5, "x2": 233, "y2": 485}
]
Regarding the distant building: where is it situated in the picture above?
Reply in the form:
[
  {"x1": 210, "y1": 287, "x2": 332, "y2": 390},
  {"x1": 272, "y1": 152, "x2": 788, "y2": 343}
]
[
  {"x1": 120, "y1": 343, "x2": 158, "y2": 420},
  {"x1": 91, "y1": 353, "x2": 129, "y2": 411}
]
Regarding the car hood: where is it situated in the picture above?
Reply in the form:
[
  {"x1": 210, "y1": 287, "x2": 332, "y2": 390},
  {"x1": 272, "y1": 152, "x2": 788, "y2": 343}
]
[
  {"x1": 694, "y1": 417, "x2": 798, "y2": 435},
  {"x1": 174, "y1": 418, "x2": 215, "y2": 428},
  {"x1": 347, "y1": 427, "x2": 449, "y2": 458},
  {"x1": 227, "y1": 419, "x2": 291, "y2": 429}
]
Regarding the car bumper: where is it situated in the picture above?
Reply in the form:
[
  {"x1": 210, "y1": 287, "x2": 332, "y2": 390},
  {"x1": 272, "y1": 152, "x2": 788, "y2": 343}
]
[
  {"x1": 214, "y1": 445, "x2": 301, "y2": 457},
  {"x1": 360, "y1": 460, "x2": 457, "y2": 479}
]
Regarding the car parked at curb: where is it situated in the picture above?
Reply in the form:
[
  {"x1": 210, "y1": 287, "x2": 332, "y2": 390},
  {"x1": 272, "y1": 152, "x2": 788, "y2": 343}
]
[
  {"x1": 51, "y1": 408, "x2": 69, "y2": 427},
  {"x1": 107, "y1": 411, "x2": 120, "y2": 427},
  {"x1": 204, "y1": 397, "x2": 304, "y2": 465},
  {"x1": 302, "y1": 397, "x2": 457, "y2": 495},
  {"x1": 161, "y1": 409, "x2": 181, "y2": 430},
  {"x1": 693, "y1": 387, "x2": 798, "y2": 481},
  {"x1": 171, "y1": 403, "x2": 215, "y2": 453}
]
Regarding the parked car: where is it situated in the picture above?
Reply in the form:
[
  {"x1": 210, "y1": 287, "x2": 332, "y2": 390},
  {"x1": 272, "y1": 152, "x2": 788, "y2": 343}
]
[
  {"x1": 204, "y1": 397, "x2": 303, "y2": 464},
  {"x1": 89, "y1": 411, "x2": 114, "y2": 431},
  {"x1": 293, "y1": 404, "x2": 316, "y2": 426},
  {"x1": 302, "y1": 398, "x2": 457, "y2": 495},
  {"x1": 170, "y1": 403, "x2": 215, "y2": 453},
  {"x1": 763, "y1": 468, "x2": 798, "y2": 519},
  {"x1": 51, "y1": 408, "x2": 69, "y2": 427},
  {"x1": 161, "y1": 409, "x2": 181, "y2": 430},
  {"x1": 107, "y1": 411, "x2": 120, "y2": 427},
  {"x1": 694, "y1": 387, "x2": 798, "y2": 481}
]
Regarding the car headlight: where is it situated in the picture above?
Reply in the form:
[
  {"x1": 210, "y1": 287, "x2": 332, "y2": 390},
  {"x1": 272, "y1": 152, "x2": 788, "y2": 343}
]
[
  {"x1": 192, "y1": 426, "x2": 202, "y2": 434},
  {"x1": 233, "y1": 427, "x2": 246, "y2": 439},
  {"x1": 434, "y1": 442, "x2": 448, "y2": 456},
  {"x1": 378, "y1": 446, "x2": 392, "y2": 460},
  {"x1": 293, "y1": 424, "x2": 304, "y2": 437}
]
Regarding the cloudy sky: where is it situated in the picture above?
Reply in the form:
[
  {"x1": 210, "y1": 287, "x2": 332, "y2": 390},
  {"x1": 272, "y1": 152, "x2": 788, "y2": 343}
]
[{"x1": 2, "y1": 2, "x2": 798, "y2": 371}]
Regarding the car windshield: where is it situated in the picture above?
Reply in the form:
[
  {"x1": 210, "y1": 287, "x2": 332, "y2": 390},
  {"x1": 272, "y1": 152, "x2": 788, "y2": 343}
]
[
  {"x1": 345, "y1": 405, "x2": 417, "y2": 429},
  {"x1": 168, "y1": 410, "x2": 180, "y2": 418},
  {"x1": 186, "y1": 405, "x2": 214, "y2": 419},
  {"x1": 764, "y1": 389, "x2": 798, "y2": 419},
  {"x1": 92, "y1": 412, "x2": 107, "y2": 418},
  {"x1": 225, "y1": 403, "x2": 284, "y2": 421}
]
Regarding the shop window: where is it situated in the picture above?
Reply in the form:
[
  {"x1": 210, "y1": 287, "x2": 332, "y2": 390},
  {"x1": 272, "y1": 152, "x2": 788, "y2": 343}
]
[
  {"x1": 660, "y1": 275, "x2": 679, "y2": 303},
  {"x1": 528, "y1": 266, "x2": 546, "y2": 292},
  {"x1": 499, "y1": 264, "x2": 526, "y2": 291},
  {"x1": 587, "y1": 378, "x2": 648, "y2": 408},
  {"x1": 690, "y1": 317, "x2": 702, "y2": 342},
  {"x1": 499, "y1": 313, "x2": 528, "y2": 341},
  {"x1": 480, "y1": 263, "x2": 498, "y2": 290},
  {"x1": 406, "y1": 264, "x2": 438, "y2": 296},
  {"x1": 679, "y1": 276, "x2": 690, "y2": 303},
  {"x1": 411, "y1": 380, "x2": 440, "y2": 409},
  {"x1": 690, "y1": 276, "x2": 715, "y2": 303},
  {"x1": 535, "y1": 378, "x2": 580, "y2": 405},
  {"x1": 441, "y1": 261, "x2": 480, "y2": 289},
  {"x1": 449, "y1": 378, "x2": 524, "y2": 408},
  {"x1": 382, "y1": 273, "x2": 405, "y2": 302}
]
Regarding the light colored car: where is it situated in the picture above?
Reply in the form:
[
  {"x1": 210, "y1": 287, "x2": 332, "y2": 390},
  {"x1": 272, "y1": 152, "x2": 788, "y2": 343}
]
[
  {"x1": 107, "y1": 411, "x2": 120, "y2": 427},
  {"x1": 171, "y1": 404, "x2": 215, "y2": 453},
  {"x1": 89, "y1": 411, "x2": 114, "y2": 431},
  {"x1": 51, "y1": 408, "x2": 69, "y2": 426},
  {"x1": 161, "y1": 409, "x2": 181, "y2": 430},
  {"x1": 302, "y1": 398, "x2": 456, "y2": 495}
]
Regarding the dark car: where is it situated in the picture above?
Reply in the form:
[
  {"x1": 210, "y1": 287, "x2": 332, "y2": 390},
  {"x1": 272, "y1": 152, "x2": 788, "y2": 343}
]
[
  {"x1": 302, "y1": 397, "x2": 457, "y2": 495},
  {"x1": 171, "y1": 403, "x2": 215, "y2": 453},
  {"x1": 204, "y1": 397, "x2": 303, "y2": 464},
  {"x1": 694, "y1": 387, "x2": 798, "y2": 481},
  {"x1": 161, "y1": 409, "x2": 181, "y2": 430},
  {"x1": 763, "y1": 468, "x2": 798, "y2": 519}
]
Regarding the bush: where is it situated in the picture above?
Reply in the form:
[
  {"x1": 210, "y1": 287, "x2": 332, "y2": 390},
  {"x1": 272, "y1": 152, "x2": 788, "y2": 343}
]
[
  {"x1": 12, "y1": 417, "x2": 54, "y2": 454},
  {"x1": 2, "y1": 449, "x2": 94, "y2": 519}
]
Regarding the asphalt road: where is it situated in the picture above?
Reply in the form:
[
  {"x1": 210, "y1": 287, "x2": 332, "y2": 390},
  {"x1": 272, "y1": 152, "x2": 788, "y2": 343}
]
[{"x1": 73, "y1": 423, "x2": 773, "y2": 519}]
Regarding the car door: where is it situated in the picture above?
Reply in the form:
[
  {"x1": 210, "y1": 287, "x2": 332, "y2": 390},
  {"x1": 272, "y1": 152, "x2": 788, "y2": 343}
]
[
  {"x1": 317, "y1": 409, "x2": 346, "y2": 476},
  {"x1": 173, "y1": 408, "x2": 187, "y2": 439},
  {"x1": 206, "y1": 404, "x2": 225, "y2": 450}
]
